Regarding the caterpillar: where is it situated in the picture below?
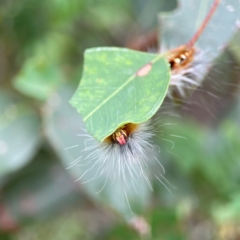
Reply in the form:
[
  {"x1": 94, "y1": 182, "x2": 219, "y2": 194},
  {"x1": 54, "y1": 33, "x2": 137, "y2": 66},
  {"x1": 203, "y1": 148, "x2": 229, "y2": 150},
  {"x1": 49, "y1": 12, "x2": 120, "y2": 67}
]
[
  {"x1": 68, "y1": 0, "x2": 229, "y2": 214},
  {"x1": 165, "y1": 0, "x2": 221, "y2": 99}
]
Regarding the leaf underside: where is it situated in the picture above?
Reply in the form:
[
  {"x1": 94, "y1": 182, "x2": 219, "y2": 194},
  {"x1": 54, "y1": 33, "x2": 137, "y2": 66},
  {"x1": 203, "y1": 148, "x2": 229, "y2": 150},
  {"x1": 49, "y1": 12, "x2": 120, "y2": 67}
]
[
  {"x1": 0, "y1": 91, "x2": 41, "y2": 177},
  {"x1": 158, "y1": 0, "x2": 240, "y2": 56}
]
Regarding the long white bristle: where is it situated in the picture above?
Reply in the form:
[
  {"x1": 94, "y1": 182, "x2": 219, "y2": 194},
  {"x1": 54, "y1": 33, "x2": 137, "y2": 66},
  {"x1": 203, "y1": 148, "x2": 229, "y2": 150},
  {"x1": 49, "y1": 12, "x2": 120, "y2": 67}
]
[
  {"x1": 67, "y1": 117, "x2": 177, "y2": 214},
  {"x1": 160, "y1": 46, "x2": 213, "y2": 99}
]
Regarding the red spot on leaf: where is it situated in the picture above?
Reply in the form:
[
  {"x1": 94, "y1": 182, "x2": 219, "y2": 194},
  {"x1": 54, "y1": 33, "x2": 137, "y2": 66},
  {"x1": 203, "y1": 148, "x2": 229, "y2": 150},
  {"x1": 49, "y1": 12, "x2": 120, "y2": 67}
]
[{"x1": 136, "y1": 63, "x2": 152, "y2": 77}]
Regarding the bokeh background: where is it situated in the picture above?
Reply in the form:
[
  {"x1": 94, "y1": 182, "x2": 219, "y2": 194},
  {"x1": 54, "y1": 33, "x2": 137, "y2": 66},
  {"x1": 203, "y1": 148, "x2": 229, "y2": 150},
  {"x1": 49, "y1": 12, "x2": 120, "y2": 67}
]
[{"x1": 1, "y1": 0, "x2": 240, "y2": 239}]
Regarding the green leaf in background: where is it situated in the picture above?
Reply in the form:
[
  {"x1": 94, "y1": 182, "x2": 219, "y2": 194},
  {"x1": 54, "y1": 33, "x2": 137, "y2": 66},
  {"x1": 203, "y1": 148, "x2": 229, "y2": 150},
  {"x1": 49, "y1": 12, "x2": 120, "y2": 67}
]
[
  {"x1": 2, "y1": 149, "x2": 83, "y2": 224},
  {"x1": 14, "y1": 210, "x2": 89, "y2": 240},
  {"x1": 132, "y1": 0, "x2": 177, "y2": 29},
  {"x1": 158, "y1": 0, "x2": 239, "y2": 56},
  {"x1": 13, "y1": 58, "x2": 62, "y2": 101},
  {"x1": 0, "y1": 91, "x2": 41, "y2": 180},
  {"x1": 0, "y1": 0, "x2": 50, "y2": 49},
  {"x1": 48, "y1": 0, "x2": 88, "y2": 27},
  {"x1": 212, "y1": 193, "x2": 240, "y2": 224},
  {"x1": 13, "y1": 34, "x2": 67, "y2": 101},
  {"x1": 70, "y1": 47, "x2": 170, "y2": 141}
]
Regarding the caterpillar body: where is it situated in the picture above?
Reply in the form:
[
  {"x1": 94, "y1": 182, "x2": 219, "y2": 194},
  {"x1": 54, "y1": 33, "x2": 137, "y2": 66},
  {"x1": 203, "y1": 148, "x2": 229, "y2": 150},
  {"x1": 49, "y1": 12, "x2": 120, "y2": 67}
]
[{"x1": 68, "y1": 0, "x2": 237, "y2": 215}]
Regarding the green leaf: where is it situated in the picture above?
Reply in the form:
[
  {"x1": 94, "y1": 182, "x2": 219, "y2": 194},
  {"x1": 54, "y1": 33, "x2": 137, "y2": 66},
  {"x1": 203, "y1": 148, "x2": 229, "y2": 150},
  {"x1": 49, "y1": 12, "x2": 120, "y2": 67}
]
[
  {"x1": 158, "y1": 0, "x2": 239, "y2": 56},
  {"x1": 2, "y1": 149, "x2": 83, "y2": 223},
  {"x1": 132, "y1": 0, "x2": 177, "y2": 29},
  {"x1": 13, "y1": 34, "x2": 66, "y2": 101},
  {"x1": 151, "y1": 207, "x2": 184, "y2": 240},
  {"x1": 212, "y1": 193, "x2": 240, "y2": 224},
  {"x1": 14, "y1": 209, "x2": 88, "y2": 240},
  {"x1": 48, "y1": 0, "x2": 88, "y2": 27},
  {"x1": 70, "y1": 47, "x2": 170, "y2": 141},
  {"x1": 0, "y1": 91, "x2": 41, "y2": 179},
  {"x1": 13, "y1": 58, "x2": 62, "y2": 101}
]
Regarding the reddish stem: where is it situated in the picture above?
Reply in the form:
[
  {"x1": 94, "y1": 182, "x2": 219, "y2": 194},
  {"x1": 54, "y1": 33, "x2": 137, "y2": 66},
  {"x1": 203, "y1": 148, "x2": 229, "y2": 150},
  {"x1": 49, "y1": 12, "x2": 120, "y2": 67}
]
[{"x1": 187, "y1": 0, "x2": 221, "y2": 48}]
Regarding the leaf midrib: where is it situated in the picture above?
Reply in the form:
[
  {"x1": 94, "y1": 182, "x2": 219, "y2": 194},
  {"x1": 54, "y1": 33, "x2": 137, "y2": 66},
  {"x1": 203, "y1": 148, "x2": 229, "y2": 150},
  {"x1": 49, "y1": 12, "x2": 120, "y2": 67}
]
[{"x1": 83, "y1": 55, "x2": 163, "y2": 121}]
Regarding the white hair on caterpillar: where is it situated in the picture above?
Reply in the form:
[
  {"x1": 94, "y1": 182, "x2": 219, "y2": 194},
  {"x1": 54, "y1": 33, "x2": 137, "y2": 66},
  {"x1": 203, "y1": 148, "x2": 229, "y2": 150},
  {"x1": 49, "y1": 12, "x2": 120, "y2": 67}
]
[
  {"x1": 158, "y1": 0, "x2": 224, "y2": 99},
  {"x1": 66, "y1": 115, "x2": 178, "y2": 214},
  {"x1": 66, "y1": 0, "x2": 224, "y2": 215},
  {"x1": 161, "y1": 45, "x2": 213, "y2": 99},
  {"x1": 175, "y1": 50, "x2": 212, "y2": 97}
]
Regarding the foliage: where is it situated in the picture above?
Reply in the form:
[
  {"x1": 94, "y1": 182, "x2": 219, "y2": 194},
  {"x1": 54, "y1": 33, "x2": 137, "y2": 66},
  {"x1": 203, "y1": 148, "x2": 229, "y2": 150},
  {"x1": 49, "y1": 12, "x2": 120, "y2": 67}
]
[{"x1": 0, "y1": 0, "x2": 240, "y2": 239}]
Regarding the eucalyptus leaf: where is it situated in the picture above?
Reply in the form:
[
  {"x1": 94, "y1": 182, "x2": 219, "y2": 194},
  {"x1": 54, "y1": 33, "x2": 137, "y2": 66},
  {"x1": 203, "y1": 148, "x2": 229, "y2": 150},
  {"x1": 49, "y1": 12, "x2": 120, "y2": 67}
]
[
  {"x1": 70, "y1": 47, "x2": 170, "y2": 142},
  {"x1": 2, "y1": 149, "x2": 83, "y2": 222},
  {"x1": 13, "y1": 57, "x2": 63, "y2": 101},
  {"x1": 158, "y1": 0, "x2": 239, "y2": 56},
  {"x1": 13, "y1": 34, "x2": 66, "y2": 101},
  {"x1": 132, "y1": 0, "x2": 177, "y2": 29},
  {"x1": 0, "y1": 91, "x2": 41, "y2": 178}
]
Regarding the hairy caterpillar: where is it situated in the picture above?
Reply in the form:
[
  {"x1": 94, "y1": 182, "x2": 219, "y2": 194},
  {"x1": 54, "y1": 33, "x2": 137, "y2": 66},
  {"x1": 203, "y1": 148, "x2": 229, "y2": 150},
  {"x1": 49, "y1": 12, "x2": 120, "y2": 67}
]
[
  {"x1": 67, "y1": 0, "x2": 233, "y2": 214},
  {"x1": 165, "y1": 0, "x2": 221, "y2": 99}
]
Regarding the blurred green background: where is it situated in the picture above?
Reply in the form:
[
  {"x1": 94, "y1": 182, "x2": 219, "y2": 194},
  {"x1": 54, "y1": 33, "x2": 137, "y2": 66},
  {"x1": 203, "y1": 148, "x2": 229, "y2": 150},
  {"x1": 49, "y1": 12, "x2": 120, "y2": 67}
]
[{"x1": 1, "y1": 0, "x2": 240, "y2": 239}]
